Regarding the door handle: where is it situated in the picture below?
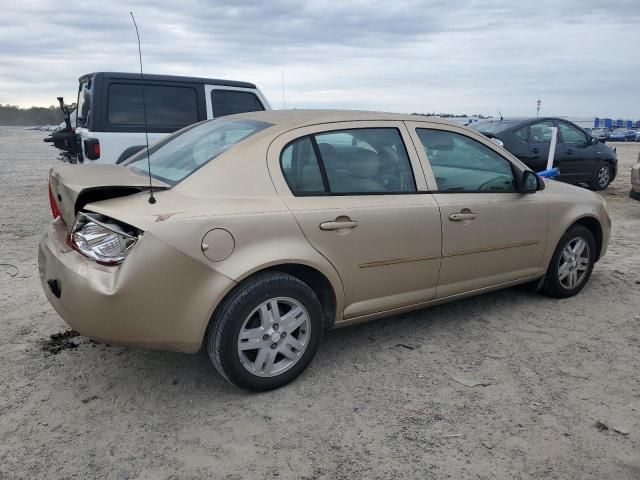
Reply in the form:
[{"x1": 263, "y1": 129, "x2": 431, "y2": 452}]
[
  {"x1": 531, "y1": 147, "x2": 539, "y2": 154},
  {"x1": 449, "y1": 211, "x2": 477, "y2": 221},
  {"x1": 566, "y1": 149, "x2": 573, "y2": 154},
  {"x1": 319, "y1": 219, "x2": 359, "y2": 231}
]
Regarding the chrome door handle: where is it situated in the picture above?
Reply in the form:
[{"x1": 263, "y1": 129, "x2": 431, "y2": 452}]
[
  {"x1": 449, "y1": 212, "x2": 477, "y2": 221},
  {"x1": 319, "y1": 220, "x2": 359, "y2": 231}
]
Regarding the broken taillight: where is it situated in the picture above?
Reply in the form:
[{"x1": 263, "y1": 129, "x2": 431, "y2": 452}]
[{"x1": 48, "y1": 182, "x2": 61, "y2": 219}]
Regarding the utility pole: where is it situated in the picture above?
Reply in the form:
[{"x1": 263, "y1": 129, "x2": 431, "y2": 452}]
[{"x1": 536, "y1": 98, "x2": 541, "y2": 117}]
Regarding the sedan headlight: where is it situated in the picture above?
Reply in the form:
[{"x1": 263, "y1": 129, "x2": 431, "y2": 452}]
[{"x1": 71, "y1": 212, "x2": 140, "y2": 265}]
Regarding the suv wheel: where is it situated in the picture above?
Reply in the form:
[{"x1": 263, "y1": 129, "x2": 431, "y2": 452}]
[
  {"x1": 541, "y1": 225, "x2": 596, "y2": 298},
  {"x1": 590, "y1": 163, "x2": 612, "y2": 190},
  {"x1": 208, "y1": 272, "x2": 323, "y2": 391}
]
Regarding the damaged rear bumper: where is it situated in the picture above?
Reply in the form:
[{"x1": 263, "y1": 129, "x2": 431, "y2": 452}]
[{"x1": 38, "y1": 218, "x2": 236, "y2": 353}]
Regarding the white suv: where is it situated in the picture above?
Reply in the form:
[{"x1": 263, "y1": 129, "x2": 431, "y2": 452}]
[{"x1": 45, "y1": 72, "x2": 271, "y2": 164}]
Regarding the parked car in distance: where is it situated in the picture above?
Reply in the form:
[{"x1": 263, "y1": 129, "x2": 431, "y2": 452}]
[
  {"x1": 471, "y1": 117, "x2": 618, "y2": 190},
  {"x1": 608, "y1": 129, "x2": 636, "y2": 142},
  {"x1": 44, "y1": 72, "x2": 271, "y2": 164},
  {"x1": 39, "y1": 110, "x2": 611, "y2": 391},
  {"x1": 590, "y1": 128, "x2": 609, "y2": 142},
  {"x1": 635, "y1": 130, "x2": 640, "y2": 142},
  {"x1": 631, "y1": 153, "x2": 640, "y2": 200}
]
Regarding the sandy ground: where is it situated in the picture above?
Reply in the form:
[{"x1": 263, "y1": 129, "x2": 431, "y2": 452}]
[{"x1": 0, "y1": 127, "x2": 638, "y2": 479}]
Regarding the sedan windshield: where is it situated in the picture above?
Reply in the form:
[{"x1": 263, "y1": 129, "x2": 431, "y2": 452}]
[{"x1": 125, "y1": 118, "x2": 272, "y2": 185}]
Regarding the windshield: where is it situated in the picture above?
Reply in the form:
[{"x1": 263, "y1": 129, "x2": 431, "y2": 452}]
[
  {"x1": 125, "y1": 118, "x2": 272, "y2": 185},
  {"x1": 469, "y1": 119, "x2": 519, "y2": 134}
]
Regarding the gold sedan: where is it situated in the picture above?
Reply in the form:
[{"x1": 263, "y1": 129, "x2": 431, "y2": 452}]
[{"x1": 39, "y1": 110, "x2": 611, "y2": 390}]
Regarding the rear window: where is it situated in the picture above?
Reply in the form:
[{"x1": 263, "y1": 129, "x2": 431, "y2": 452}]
[
  {"x1": 470, "y1": 119, "x2": 518, "y2": 134},
  {"x1": 125, "y1": 118, "x2": 271, "y2": 185},
  {"x1": 211, "y1": 90, "x2": 264, "y2": 117},
  {"x1": 108, "y1": 83, "x2": 198, "y2": 127}
]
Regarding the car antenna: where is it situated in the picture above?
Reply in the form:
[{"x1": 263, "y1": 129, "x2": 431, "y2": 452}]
[
  {"x1": 497, "y1": 108, "x2": 503, "y2": 121},
  {"x1": 130, "y1": 11, "x2": 155, "y2": 204}
]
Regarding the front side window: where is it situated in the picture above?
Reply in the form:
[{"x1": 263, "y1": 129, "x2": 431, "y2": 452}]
[
  {"x1": 558, "y1": 122, "x2": 587, "y2": 144},
  {"x1": 280, "y1": 128, "x2": 416, "y2": 195},
  {"x1": 108, "y1": 84, "x2": 198, "y2": 127},
  {"x1": 125, "y1": 118, "x2": 271, "y2": 185},
  {"x1": 416, "y1": 129, "x2": 516, "y2": 192},
  {"x1": 211, "y1": 90, "x2": 265, "y2": 117}
]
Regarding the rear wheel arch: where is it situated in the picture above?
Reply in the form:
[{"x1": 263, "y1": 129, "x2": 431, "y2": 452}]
[{"x1": 203, "y1": 263, "x2": 339, "y2": 349}]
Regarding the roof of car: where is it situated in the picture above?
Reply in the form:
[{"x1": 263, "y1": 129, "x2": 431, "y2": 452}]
[
  {"x1": 79, "y1": 72, "x2": 257, "y2": 89},
  {"x1": 229, "y1": 109, "x2": 461, "y2": 128}
]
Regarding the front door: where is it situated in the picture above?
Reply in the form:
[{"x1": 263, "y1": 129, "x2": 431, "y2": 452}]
[
  {"x1": 267, "y1": 122, "x2": 442, "y2": 319},
  {"x1": 407, "y1": 123, "x2": 549, "y2": 298},
  {"x1": 555, "y1": 121, "x2": 595, "y2": 183}
]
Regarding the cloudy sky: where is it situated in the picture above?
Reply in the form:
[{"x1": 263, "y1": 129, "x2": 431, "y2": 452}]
[{"x1": 2, "y1": 0, "x2": 639, "y2": 117}]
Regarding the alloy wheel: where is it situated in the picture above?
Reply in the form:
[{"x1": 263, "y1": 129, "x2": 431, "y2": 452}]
[
  {"x1": 557, "y1": 237, "x2": 591, "y2": 290},
  {"x1": 237, "y1": 297, "x2": 311, "y2": 378},
  {"x1": 597, "y1": 165, "x2": 610, "y2": 188}
]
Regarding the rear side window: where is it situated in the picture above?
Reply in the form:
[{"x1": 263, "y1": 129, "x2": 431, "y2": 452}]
[
  {"x1": 280, "y1": 128, "x2": 416, "y2": 195},
  {"x1": 529, "y1": 121, "x2": 555, "y2": 142},
  {"x1": 281, "y1": 137, "x2": 326, "y2": 193},
  {"x1": 108, "y1": 83, "x2": 198, "y2": 127},
  {"x1": 211, "y1": 90, "x2": 265, "y2": 117},
  {"x1": 76, "y1": 79, "x2": 92, "y2": 127},
  {"x1": 417, "y1": 129, "x2": 516, "y2": 192}
]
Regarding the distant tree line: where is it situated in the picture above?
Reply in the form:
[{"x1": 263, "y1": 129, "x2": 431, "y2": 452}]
[{"x1": 0, "y1": 104, "x2": 76, "y2": 126}]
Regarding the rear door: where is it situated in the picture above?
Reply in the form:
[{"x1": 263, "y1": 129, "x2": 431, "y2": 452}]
[
  {"x1": 555, "y1": 120, "x2": 595, "y2": 182},
  {"x1": 267, "y1": 121, "x2": 442, "y2": 319},
  {"x1": 406, "y1": 122, "x2": 548, "y2": 298},
  {"x1": 526, "y1": 120, "x2": 557, "y2": 172}
]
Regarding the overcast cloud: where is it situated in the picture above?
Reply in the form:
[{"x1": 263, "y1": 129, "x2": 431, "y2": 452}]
[{"x1": 2, "y1": 0, "x2": 639, "y2": 117}]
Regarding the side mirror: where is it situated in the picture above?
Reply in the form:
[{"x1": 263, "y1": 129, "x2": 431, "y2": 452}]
[
  {"x1": 522, "y1": 170, "x2": 542, "y2": 193},
  {"x1": 590, "y1": 137, "x2": 599, "y2": 145}
]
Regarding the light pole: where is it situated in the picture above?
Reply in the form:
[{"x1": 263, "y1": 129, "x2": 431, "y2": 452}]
[{"x1": 537, "y1": 98, "x2": 541, "y2": 117}]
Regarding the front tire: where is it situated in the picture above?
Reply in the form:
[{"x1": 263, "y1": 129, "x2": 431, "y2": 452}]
[
  {"x1": 590, "y1": 163, "x2": 612, "y2": 190},
  {"x1": 208, "y1": 272, "x2": 324, "y2": 391},
  {"x1": 541, "y1": 225, "x2": 596, "y2": 298}
]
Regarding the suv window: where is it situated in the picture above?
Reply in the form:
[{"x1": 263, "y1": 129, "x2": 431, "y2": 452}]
[
  {"x1": 280, "y1": 128, "x2": 416, "y2": 195},
  {"x1": 76, "y1": 79, "x2": 92, "y2": 127},
  {"x1": 108, "y1": 83, "x2": 198, "y2": 127},
  {"x1": 529, "y1": 120, "x2": 555, "y2": 142},
  {"x1": 416, "y1": 129, "x2": 516, "y2": 192},
  {"x1": 211, "y1": 90, "x2": 265, "y2": 117},
  {"x1": 558, "y1": 122, "x2": 587, "y2": 144}
]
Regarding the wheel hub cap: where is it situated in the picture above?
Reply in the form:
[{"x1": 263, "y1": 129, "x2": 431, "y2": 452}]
[
  {"x1": 557, "y1": 237, "x2": 590, "y2": 290},
  {"x1": 237, "y1": 297, "x2": 311, "y2": 378}
]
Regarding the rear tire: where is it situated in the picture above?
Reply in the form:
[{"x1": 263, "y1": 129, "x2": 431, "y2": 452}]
[
  {"x1": 541, "y1": 225, "x2": 596, "y2": 298},
  {"x1": 208, "y1": 272, "x2": 323, "y2": 391},
  {"x1": 590, "y1": 163, "x2": 612, "y2": 190}
]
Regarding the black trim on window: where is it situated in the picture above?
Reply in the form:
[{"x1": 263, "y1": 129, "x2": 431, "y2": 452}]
[{"x1": 309, "y1": 135, "x2": 331, "y2": 193}]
